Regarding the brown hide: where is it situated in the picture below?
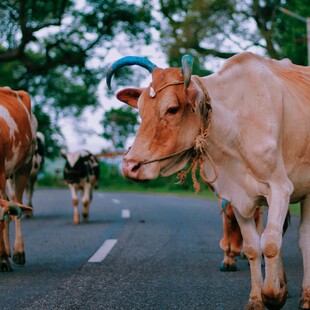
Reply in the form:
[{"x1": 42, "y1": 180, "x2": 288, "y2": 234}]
[{"x1": 0, "y1": 87, "x2": 37, "y2": 271}]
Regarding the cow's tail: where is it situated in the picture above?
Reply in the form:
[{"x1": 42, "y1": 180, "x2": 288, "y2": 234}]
[{"x1": 282, "y1": 210, "x2": 291, "y2": 236}]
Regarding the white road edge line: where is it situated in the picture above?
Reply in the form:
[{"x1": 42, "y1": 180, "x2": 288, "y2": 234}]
[
  {"x1": 121, "y1": 209, "x2": 131, "y2": 219},
  {"x1": 88, "y1": 239, "x2": 118, "y2": 263}
]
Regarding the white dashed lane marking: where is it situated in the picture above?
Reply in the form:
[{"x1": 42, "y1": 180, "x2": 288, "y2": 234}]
[
  {"x1": 88, "y1": 198, "x2": 130, "y2": 263},
  {"x1": 88, "y1": 239, "x2": 118, "y2": 263},
  {"x1": 121, "y1": 209, "x2": 131, "y2": 219}
]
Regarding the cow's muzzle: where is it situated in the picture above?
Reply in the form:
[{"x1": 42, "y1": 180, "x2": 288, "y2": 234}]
[{"x1": 122, "y1": 158, "x2": 148, "y2": 182}]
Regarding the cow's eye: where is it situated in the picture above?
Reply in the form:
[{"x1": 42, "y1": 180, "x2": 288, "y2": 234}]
[{"x1": 166, "y1": 106, "x2": 179, "y2": 115}]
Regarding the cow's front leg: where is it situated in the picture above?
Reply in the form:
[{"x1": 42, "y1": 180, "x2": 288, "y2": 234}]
[
  {"x1": 0, "y1": 174, "x2": 12, "y2": 271},
  {"x1": 233, "y1": 206, "x2": 264, "y2": 310},
  {"x1": 261, "y1": 183, "x2": 292, "y2": 309},
  {"x1": 13, "y1": 217, "x2": 25, "y2": 265},
  {"x1": 81, "y1": 183, "x2": 91, "y2": 222},
  {"x1": 69, "y1": 184, "x2": 79, "y2": 225},
  {"x1": 0, "y1": 219, "x2": 12, "y2": 271},
  {"x1": 299, "y1": 195, "x2": 310, "y2": 309}
]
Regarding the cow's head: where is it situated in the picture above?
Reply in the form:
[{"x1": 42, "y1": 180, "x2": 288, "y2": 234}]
[
  {"x1": 61, "y1": 150, "x2": 91, "y2": 184},
  {"x1": 107, "y1": 55, "x2": 210, "y2": 182}
]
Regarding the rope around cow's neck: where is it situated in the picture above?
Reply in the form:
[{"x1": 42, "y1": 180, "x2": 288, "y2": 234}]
[
  {"x1": 177, "y1": 107, "x2": 218, "y2": 193},
  {"x1": 178, "y1": 76, "x2": 218, "y2": 193},
  {"x1": 136, "y1": 76, "x2": 218, "y2": 193}
]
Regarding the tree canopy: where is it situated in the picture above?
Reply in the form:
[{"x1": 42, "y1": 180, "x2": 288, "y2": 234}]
[
  {"x1": 0, "y1": 0, "x2": 155, "y2": 156},
  {"x1": 1, "y1": 0, "x2": 309, "y2": 156},
  {"x1": 101, "y1": 106, "x2": 139, "y2": 151},
  {"x1": 158, "y1": 0, "x2": 310, "y2": 73}
]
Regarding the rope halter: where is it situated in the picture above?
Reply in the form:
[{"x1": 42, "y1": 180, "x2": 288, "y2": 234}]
[{"x1": 132, "y1": 75, "x2": 218, "y2": 193}]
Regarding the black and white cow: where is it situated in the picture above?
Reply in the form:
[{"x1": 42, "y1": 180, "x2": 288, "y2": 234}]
[
  {"x1": 25, "y1": 132, "x2": 45, "y2": 213},
  {"x1": 62, "y1": 150, "x2": 100, "y2": 225}
]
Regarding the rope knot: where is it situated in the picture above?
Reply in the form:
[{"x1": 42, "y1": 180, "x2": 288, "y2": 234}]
[{"x1": 194, "y1": 133, "x2": 207, "y2": 155}]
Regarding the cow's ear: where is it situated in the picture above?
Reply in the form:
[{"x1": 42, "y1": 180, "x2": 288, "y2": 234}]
[
  {"x1": 60, "y1": 150, "x2": 67, "y2": 158},
  {"x1": 116, "y1": 88, "x2": 144, "y2": 109},
  {"x1": 184, "y1": 79, "x2": 205, "y2": 113}
]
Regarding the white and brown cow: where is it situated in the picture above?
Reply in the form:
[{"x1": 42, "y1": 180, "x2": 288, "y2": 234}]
[
  {"x1": 62, "y1": 150, "x2": 100, "y2": 225},
  {"x1": 106, "y1": 53, "x2": 310, "y2": 309},
  {"x1": 0, "y1": 87, "x2": 37, "y2": 271},
  {"x1": 7, "y1": 132, "x2": 45, "y2": 215}
]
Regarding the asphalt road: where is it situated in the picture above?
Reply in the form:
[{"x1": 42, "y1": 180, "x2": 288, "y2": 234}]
[{"x1": 0, "y1": 189, "x2": 303, "y2": 310}]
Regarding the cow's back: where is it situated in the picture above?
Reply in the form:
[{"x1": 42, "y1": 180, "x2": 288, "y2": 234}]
[{"x1": 0, "y1": 87, "x2": 37, "y2": 176}]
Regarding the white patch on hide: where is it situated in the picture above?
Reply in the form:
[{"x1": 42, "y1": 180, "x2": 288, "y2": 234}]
[
  {"x1": 0, "y1": 106, "x2": 17, "y2": 137},
  {"x1": 150, "y1": 87, "x2": 156, "y2": 98},
  {"x1": 66, "y1": 152, "x2": 81, "y2": 167}
]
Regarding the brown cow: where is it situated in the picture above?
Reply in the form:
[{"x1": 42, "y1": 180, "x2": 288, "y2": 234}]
[
  {"x1": 0, "y1": 87, "x2": 37, "y2": 271},
  {"x1": 106, "y1": 53, "x2": 310, "y2": 309},
  {"x1": 219, "y1": 199, "x2": 264, "y2": 272}
]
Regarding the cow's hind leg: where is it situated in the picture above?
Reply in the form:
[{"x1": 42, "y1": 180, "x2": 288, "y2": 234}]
[
  {"x1": 220, "y1": 202, "x2": 242, "y2": 271},
  {"x1": 69, "y1": 184, "x2": 80, "y2": 225},
  {"x1": 81, "y1": 183, "x2": 92, "y2": 222},
  {"x1": 299, "y1": 195, "x2": 310, "y2": 309},
  {"x1": 25, "y1": 176, "x2": 35, "y2": 217}
]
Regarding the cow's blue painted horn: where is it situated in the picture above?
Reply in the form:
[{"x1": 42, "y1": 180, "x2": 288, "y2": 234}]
[
  {"x1": 106, "y1": 56, "x2": 158, "y2": 90},
  {"x1": 181, "y1": 55, "x2": 194, "y2": 89},
  {"x1": 9, "y1": 205, "x2": 22, "y2": 218}
]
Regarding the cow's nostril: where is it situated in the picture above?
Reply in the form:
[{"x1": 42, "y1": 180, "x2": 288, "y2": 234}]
[{"x1": 131, "y1": 162, "x2": 141, "y2": 172}]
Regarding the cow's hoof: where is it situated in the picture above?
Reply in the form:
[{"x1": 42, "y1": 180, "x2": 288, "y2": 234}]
[
  {"x1": 73, "y1": 215, "x2": 80, "y2": 225},
  {"x1": 24, "y1": 210, "x2": 33, "y2": 218},
  {"x1": 220, "y1": 261, "x2": 237, "y2": 272},
  {"x1": 13, "y1": 252, "x2": 25, "y2": 265},
  {"x1": 299, "y1": 300, "x2": 310, "y2": 309},
  {"x1": 82, "y1": 213, "x2": 88, "y2": 222},
  {"x1": 262, "y1": 287, "x2": 288, "y2": 310},
  {"x1": 0, "y1": 259, "x2": 13, "y2": 272},
  {"x1": 299, "y1": 287, "x2": 310, "y2": 309},
  {"x1": 244, "y1": 300, "x2": 265, "y2": 310}
]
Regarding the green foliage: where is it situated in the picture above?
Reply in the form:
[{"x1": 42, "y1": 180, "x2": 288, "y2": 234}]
[
  {"x1": 275, "y1": 1, "x2": 310, "y2": 65},
  {"x1": 0, "y1": 0, "x2": 155, "y2": 157},
  {"x1": 158, "y1": 0, "x2": 310, "y2": 69},
  {"x1": 38, "y1": 160, "x2": 213, "y2": 196},
  {"x1": 96, "y1": 161, "x2": 212, "y2": 194},
  {"x1": 101, "y1": 106, "x2": 139, "y2": 150}
]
